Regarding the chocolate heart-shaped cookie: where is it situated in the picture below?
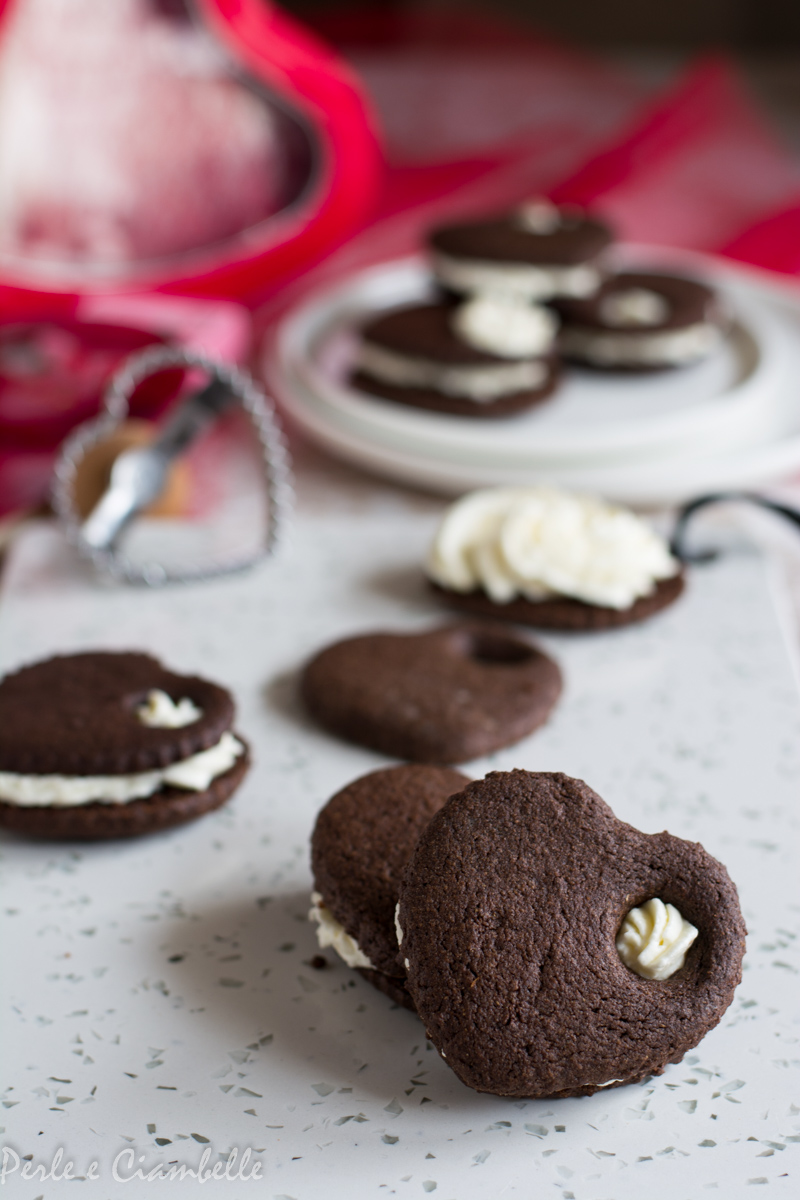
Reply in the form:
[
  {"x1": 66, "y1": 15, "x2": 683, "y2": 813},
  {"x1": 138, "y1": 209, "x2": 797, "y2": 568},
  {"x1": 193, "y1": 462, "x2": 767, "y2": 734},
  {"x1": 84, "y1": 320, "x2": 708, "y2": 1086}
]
[
  {"x1": 301, "y1": 624, "x2": 562, "y2": 764},
  {"x1": 398, "y1": 770, "x2": 746, "y2": 1098},
  {"x1": 0, "y1": 652, "x2": 248, "y2": 841},
  {"x1": 310, "y1": 764, "x2": 470, "y2": 1008},
  {"x1": 0, "y1": 652, "x2": 233, "y2": 775}
]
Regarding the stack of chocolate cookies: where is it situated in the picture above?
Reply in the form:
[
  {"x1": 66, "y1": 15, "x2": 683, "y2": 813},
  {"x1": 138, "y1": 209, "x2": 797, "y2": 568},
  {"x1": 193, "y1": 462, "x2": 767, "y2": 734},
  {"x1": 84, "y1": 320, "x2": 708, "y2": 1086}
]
[
  {"x1": 311, "y1": 764, "x2": 746, "y2": 1100},
  {"x1": 353, "y1": 197, "x2": 729, "y2": 418}
]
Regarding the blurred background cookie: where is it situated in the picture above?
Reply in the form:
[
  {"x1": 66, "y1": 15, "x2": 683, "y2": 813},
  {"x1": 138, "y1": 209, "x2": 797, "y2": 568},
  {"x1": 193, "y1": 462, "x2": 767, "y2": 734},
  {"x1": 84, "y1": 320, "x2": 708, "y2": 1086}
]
[
  {"x1": 556, "y1": 271, "x2": 729, "y2": 370},
  {"x1": 429, "y1": 199, "x2": 614, "y2": 301},
  {"x1": 353, "y1": 295, "x2": 559, "y2": 418}
]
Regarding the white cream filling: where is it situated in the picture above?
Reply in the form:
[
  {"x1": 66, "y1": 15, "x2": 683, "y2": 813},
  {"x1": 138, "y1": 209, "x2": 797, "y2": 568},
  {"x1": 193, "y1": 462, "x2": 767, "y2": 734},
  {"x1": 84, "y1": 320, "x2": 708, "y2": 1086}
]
[
  {"x1": 0, "y1": 731, "x2": 244, "y2": 807},
  {"x1": 394, "y1": 906, "x2": 410, "y2": 970},
  {"x1": 358, "y1": 341, "x2": 548, "y2": 403},
  {"x1": 431, "y1": 249, "x2": 601, "y2": 301},
  {"x1": 136, "y1": 689, "x2": 202, "y2": 728},
  {"x1": 616, "y1": 898, "x2": 698, "y2": 981},
  {"x1": 309, "y1": 892, "x2": 374, "y2": 970},
  {"x1": 560, "y1": 320, "x2": 723, "y2": 366},
  {"x1": 514, "y1": 198, "x2": 564, "y2": 235},
  {"x1": 598, "y1": 287, "x2": 671, "y2": 328},
  {"x1": 427, "y1": 486, "x2": 680, "y2": 611},
  {"x1": 450, "y1": 294, "x2": 558, "y2": 359}
]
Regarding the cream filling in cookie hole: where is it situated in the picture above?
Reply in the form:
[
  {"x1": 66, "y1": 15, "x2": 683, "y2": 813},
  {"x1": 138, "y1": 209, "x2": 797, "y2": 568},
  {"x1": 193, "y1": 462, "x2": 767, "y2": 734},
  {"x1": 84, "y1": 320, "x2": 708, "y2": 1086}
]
[
  {"x1": 616, "y1": 897, "x2": 698, "y2": 980},
  {"x1": 0, "y1": 732, "x2": 245, "y2": 807},
  {"x1": 450, "y1": 294, "x2": 558, "y2": 359},
  {"x1": 136, "y1": 689, "x2": 202, "y2": 728},
  {"x1": 598, "y1": 288, "x2": 671, "y2": 328},
  {"x1": 309, "y1": 892, "x2": 374, "y2": 970}
]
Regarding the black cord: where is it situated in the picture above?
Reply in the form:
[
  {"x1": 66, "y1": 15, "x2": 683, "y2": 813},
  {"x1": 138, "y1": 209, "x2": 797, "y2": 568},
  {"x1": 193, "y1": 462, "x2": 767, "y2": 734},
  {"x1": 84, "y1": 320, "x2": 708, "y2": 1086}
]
[{"x1": 670, "y1": 492, "x2": 800, "y2": 563}]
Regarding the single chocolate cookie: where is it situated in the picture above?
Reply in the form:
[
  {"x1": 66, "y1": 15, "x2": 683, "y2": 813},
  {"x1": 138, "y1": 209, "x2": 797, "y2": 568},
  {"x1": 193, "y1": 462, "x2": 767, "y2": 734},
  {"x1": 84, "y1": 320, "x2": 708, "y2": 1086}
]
[
  {"x1": 429, "y1": 200, "x2": 613, "y2": 301},
  {"x1": 398, "y1": 770, "x2": 746, "y2": 1099},
  {"x1": 556, "y1": 271, "x2": 728, "y2": 370},
  {"x1": 0, "y1": 651, "x2": 248, "y2": 840},
  {"x1": 353, "y1": 298, "x2": 559, "y2": 418},
  {"x1": 301, "y1": 624, "x2": 562, "y2": 764},
  {"x1": 431, "y1": 573, "x2": 685, "y2": 631},
  {"x1": 310, "y1": 763, "x2": 470, "y2": 1004}
]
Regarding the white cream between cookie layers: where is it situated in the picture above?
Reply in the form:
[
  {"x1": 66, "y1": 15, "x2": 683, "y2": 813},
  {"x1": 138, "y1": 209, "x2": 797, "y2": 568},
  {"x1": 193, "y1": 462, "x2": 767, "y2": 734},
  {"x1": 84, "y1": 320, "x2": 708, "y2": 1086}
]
[
  {"x1": 616, "y1": 898, "x2": 698, "y2": 981},
  {"x1": 0, "y1": 689, "x2": 244, "y2": 806},
  {"x1": 560, "y1": 320, "x2": 723, "y2": 367},
  {"x1": 431, "y1": 252, "x2": 600, "y2": 303},
  {"x1": 427, "y1": 486, "x2": 680, "y2": 611},
  {"x1": 309, "y1": 893, "x2": 374, "y2": 970}
]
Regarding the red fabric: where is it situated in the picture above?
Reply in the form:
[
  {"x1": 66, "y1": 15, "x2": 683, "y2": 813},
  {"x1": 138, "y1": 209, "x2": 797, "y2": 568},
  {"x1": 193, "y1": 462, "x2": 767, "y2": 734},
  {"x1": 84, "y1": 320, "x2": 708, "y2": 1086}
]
[
  {"x1": 552, "y1": 57, "x2": 800, "y2": 252},
  {"x1": 721, "y1": 198, "x2": 800, "y2": 276}
]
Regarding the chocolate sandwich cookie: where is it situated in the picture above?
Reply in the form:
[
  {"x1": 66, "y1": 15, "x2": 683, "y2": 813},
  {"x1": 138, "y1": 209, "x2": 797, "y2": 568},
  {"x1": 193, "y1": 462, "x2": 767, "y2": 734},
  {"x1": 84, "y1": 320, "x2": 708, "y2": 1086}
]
[
  {"x1": 353, "y1": 295, "x2": 559, "y2": 418},
  {"x1": 429, "y1": 199, "x2": 613, "y2": 302},
  {"x1": 301, "y1": 623, "x2": 562, "y2": 764},
  {"x1": 0, "y1": 651, "x2": 249, "y2": 840},
  {"x1": 427, "y1": 486, "x2": 684, "y2": 631},
  {"x1": 556, "y1": 271, "x2": 728, "y2": 370},
  {"x1": 398, "y1": 770, "x2": 746, "y2": 1099},
  {"x1": 310, "y1": 764, "x2": 470, "y2": 1008}
]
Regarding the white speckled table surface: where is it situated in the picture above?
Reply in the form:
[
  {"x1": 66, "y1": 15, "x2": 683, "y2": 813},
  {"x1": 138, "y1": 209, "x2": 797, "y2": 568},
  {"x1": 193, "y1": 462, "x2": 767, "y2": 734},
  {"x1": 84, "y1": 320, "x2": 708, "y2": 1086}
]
[{"x1": 0, "y1": 458, "x2": 798, "y2": 1199}]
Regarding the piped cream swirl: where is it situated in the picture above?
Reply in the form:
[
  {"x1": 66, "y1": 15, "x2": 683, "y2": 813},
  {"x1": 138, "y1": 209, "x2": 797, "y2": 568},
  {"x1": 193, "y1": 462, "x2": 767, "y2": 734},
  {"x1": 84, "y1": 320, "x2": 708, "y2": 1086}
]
[
  {"x1": 427, "y1": 486, "x2": 679, "y2": 611},
  {"x1": 616, "y1": 898, "x2": 698, "y2": 981}
]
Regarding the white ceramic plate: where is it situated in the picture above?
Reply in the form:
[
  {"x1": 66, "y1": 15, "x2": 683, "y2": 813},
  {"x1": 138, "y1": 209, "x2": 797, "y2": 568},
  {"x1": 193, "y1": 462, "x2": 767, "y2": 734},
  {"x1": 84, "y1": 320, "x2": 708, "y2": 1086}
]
[{"x1": 266, "y1": 248, "x2": 800, "y2": 504}]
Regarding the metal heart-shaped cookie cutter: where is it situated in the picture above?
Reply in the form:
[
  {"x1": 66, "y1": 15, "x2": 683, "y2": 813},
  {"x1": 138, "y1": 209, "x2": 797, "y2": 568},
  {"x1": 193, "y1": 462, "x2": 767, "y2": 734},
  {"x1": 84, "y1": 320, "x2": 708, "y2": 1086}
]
[{"x1": 53, "y1": 345, "x2": 293, "y2": 585}]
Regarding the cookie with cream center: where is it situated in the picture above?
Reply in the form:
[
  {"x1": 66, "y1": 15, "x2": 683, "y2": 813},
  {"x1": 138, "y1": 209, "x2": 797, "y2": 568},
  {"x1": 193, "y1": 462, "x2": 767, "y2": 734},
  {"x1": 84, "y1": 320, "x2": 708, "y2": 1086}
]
[
  {"x1": 429, "y1": 200, "x2": 613, "y2": 302},
  {"x1": 353, "y1": 296, "x2": 560, "y2": 418},
  {"x1": 555, "y1": 271, "x2": 728, "y2": 370},
  {"x1": 0, "y1": 651, "x2": 248, "y2": 840},
  {"x1": 427, "y1": 486, "x2": 684, "y2": 630},
  {"x1": 398, "y1": 769, "x2": 746, "y2": 1098}
]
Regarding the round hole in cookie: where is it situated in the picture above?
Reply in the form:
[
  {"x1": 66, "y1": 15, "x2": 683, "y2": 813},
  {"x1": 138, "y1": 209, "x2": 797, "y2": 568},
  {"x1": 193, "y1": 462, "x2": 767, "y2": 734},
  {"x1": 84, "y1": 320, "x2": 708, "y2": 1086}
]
[
  {"x1": 460, "y1": 631, "x2": 536, "y2": 666},
  {"x1": 614, "y1": 894, "x2": 701, "y2": 983}
]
